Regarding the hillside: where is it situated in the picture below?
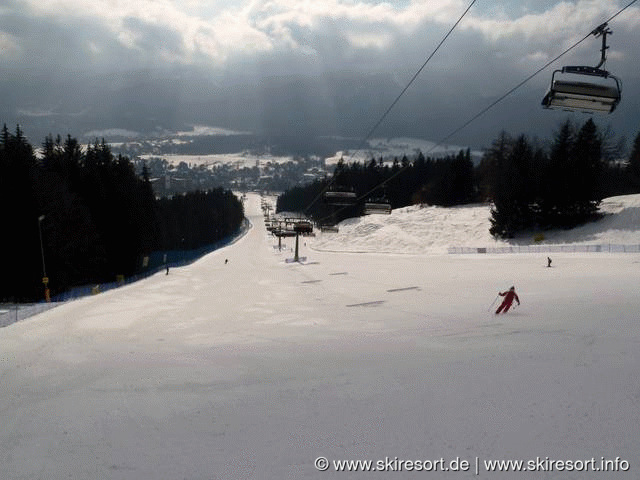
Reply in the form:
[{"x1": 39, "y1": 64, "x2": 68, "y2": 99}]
[
  {"x1": 1, "y1": 193, "x2": 638, "y2": 479},
  {"x1": 310, "y1": 194, "x2": 640, "y2": 254}
]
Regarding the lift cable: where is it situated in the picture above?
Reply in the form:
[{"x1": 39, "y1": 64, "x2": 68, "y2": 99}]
[
  {"x1": 426, "y1": 0, "x2": 638, "y2": 154},
  {"x1": 310, "y1": 0, "x2": 638, "y2": 224},
  {"x1": 303, "y1": 0, "x2": 479, "y2": 215}
]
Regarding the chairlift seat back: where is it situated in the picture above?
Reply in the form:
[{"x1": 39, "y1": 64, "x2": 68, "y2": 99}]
[
  {"x1": 324, "y1": 191, "x2": 356, "y2": 199},
  {"x1": 364, "y1": 202, "x2": 392, "y2": 215},
  {"x1": 552, "y1": 80, "x2": 619, "y2": 99},
  {"x1": 324, "y1": 190, "x2": 357, "y2": 206}
]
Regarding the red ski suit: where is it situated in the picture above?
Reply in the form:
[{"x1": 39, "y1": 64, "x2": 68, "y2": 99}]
[{"x1": 496, "y1": 289, "x2": 520, "y2": 314}]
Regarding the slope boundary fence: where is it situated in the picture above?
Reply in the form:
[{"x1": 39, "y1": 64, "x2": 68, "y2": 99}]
[
  {"x1": 1, "y1": 219, "x2": 251, "y2": 328},
  {"x1": 448, "y1": 244, "x2": 640, "y2": 254}
]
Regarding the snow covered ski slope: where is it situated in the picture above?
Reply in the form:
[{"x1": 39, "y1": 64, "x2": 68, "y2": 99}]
[{"x1": 1, "y1": 193, "x2": 639, "y2": 479}]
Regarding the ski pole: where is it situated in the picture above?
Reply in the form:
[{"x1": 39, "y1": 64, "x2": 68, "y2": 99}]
[{"x1": 488, "y1": 294, "x2": 499, "y2": 311}]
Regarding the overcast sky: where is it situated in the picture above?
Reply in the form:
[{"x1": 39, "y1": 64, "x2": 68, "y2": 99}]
[{"x1": 1, "y1": 0, "x2": 639, "y2": 150}]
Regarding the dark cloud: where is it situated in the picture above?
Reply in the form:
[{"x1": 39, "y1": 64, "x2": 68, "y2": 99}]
[
  {"x1": 1, "y1": 1, "x2": 638, "y2": 151},
  {"x1": 120, "y1": 16, "x2": 185, "y2": 58}
]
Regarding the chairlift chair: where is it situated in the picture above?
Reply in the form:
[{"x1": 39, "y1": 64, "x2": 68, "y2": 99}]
[
  {"x1": 273, "y1": 227, "x2": 297, "y2": 238},
  {"x1": 541, "y1": 23, "x2": 622, "y2": 114},
  {"x1": 320, "y1": 224, "x2": 339, "y2": 233},
  {"x1": 363, "y1": 196, "x2": 391, "y2": 215},
  {"x1": 324, "y1": 187, "x2": 357, "y2": 206},
  {"x1": 293, "y1": 221, "x2": 313, "y2": 235},
  {"x1": 364, "y1": 202, "x2": 391, "y2": 215}
]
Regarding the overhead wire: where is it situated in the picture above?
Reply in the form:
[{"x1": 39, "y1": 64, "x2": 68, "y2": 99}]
[
  {"x1": 303, "y1": 0, "x2": 479, "y2": 215},
  {"x1": 426, "y1": 0, "x2": 639, "y2": 153},
  {"x1": 308, "y1": 0, "x2": 638, "y2": 224}
]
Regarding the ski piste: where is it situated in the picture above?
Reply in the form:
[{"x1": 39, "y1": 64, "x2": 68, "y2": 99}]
[{"x1": 2, "y1": 192, "x2": 640, "y2": 480}]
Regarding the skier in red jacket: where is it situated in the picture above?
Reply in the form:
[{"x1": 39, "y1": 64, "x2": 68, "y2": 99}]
[{"x1": 495, "y1": 286, "x2": 520, "y2": 314}]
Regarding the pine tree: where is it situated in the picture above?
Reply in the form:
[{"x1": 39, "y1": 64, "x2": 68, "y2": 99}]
[
  {"x1": 627, "y1": 130, "x2": 640, "y2": 188},
  {"x1": 1, "y1": 126, "x2": 41, "y2": 301},
  {"x1": 571, "y1": 118, "x2": 602, "y2": 220},
  {"x1": 538, "y1": 120, "x2": 575, "y2": 228},
  {"x1": 450, "y1": 148, "x2": 475, "y2": 205},
  {"x1": 489, "y1": 135, "x2": 535, "y2": 237}
]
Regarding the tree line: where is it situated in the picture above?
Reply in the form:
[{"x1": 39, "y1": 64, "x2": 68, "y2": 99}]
[
  {"x1": 485, "y1": 119, "x2": 639, "y2": 237},
  {"x1": 277, "y1": 149, "x2": 475, "y2": 224},
  {"x1": 1, "y1": 125, "x2": 244, "y2": 302},
  {"x1": 278, "y1": 118, "x2": 640, "y2": 238}
]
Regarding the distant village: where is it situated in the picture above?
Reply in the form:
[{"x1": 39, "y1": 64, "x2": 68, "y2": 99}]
[
  {"x1": 113, "y1": 135, "x2": 329, "y2": 197},
  {"x1": 131, "y1": 154, "x2": 327, "y2": 197}
]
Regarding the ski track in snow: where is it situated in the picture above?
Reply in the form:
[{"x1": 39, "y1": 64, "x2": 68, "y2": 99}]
[{"x1": 1, "y1": 193, "x2": 640, "y2": 479}]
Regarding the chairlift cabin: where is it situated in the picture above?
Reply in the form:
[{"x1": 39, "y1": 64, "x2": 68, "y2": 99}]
[{"x1": 541, "y1": 23, "x2": 621, "y2": 114}]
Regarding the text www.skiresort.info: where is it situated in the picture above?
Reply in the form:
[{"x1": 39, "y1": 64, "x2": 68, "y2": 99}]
[{"x1": 314, "y1": 456, "x2": 630, "y2": 474}]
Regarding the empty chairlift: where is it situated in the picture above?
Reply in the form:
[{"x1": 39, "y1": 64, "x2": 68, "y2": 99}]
[
  {"x1": 542, "y1": 23, "x2": 621, "y2": 114},
  {"x1": 293, "y1": 220, "x2": 313, "y2": 235},
  {"x1": 273, "y1": 226, "x2": 297, "y2": 238},
  {"x1": 364, "y1": 197, "x2": 391, "y2": 215},
  {"x1": 319, "y1": 223, "x2": 339, "y2": 233},
  {"x1": 324, "y1": 186, "x2": 357, "y2": 206}
]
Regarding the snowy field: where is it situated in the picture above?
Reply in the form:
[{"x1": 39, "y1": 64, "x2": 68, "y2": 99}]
[
  {"x1": 138, "y1": 152, "x2": 295, "y2": 169},
  {"x1": 1, "y1": 193, "x2": 639, "y2": 479},
  {"x1": 324, "y1": 137, "x2": 484, "y2": 166}
]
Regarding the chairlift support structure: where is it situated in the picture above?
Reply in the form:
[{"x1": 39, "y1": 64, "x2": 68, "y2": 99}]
[{"x1": 542, "y1": 23, "x2": 621, "y2": 114}]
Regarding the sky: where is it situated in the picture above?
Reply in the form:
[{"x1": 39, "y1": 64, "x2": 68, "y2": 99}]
[{"x1": 1, "y1": 0, "x2": 639, "y2": 151}]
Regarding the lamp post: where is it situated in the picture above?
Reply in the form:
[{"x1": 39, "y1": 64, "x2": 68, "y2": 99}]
[{"x1": 37, "y1": 215, "x2": 50, "y2": 302}]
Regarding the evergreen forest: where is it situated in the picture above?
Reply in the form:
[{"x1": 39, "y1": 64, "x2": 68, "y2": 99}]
[
  {"x1": 277, "y1": 119, "x2": 640, "y2": 238},
  {"x1": 0, "y1": 125, "x2": 244, "y2": 302}
]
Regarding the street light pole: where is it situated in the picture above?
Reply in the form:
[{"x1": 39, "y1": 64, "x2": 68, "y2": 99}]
[{"x1": 37, "y1": 215, "x2": 50, "y2": 302}]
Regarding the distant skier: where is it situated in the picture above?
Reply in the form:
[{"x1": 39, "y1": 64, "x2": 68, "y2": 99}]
[
  {"x1": 225, "y1": 258, "x2": 228, "y2": 264},
  {"x1": 495, "y1": 286, "x2": 520, "y2": 314},
  {"x1": 547, "y1": 256, "x2": 552, "y2": 268}
]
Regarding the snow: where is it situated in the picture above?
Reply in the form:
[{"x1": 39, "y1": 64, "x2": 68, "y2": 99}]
[
  {"x1": 313, "y1": 194, "x2": 640, "y2": 254},
  {"x1": 138, "y1": 152, "x2": 295, "y2": 169},
  {"x1": 175, "y1": 125, "x2": 252, "y2": 137},
  {"x1": 324, "y1": 137, "x2": 484, "y2": 166},
  {"x1": 2, "y1": 193, "x2": 640, "y2": 479}
]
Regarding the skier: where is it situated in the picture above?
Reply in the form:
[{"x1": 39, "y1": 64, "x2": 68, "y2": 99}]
[
  {"x1": 495, "y1": 286, "x2": 520, "y2": 314},
  {"x1": 225, "y1": 259, "x2": 228, "y2": 264},
  {"x1": 547, "y1": 256, "x2": 552, "y2": 268}
]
